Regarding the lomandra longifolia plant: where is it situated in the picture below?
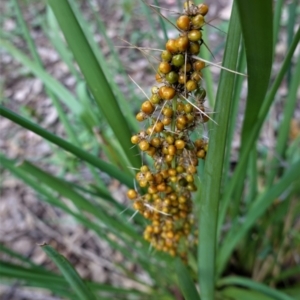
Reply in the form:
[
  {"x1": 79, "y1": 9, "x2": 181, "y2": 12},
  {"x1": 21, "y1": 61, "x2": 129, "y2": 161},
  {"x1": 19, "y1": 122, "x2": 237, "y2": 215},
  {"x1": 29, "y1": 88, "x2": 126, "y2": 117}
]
[{"x1": 127, "y1": 2, "x2": 212, "y2": 261}]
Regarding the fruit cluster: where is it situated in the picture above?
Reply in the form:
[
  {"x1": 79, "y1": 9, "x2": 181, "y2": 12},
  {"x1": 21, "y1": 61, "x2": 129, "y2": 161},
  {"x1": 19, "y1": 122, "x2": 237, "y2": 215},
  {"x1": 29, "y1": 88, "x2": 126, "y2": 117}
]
[{"x1": 127, "y1": 1, "x2": 210, "y2": 260}]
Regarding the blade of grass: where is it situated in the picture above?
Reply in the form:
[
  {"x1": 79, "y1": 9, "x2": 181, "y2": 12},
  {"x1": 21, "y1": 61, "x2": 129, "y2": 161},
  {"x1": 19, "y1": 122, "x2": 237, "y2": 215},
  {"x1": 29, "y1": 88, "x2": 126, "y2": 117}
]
[
  {"x1": 41, "y1": 244, "x2": 96, "y2": 300},
  {"x1": 236, "y1": 0, "x2": 273, "y2": 143},
  {"x1": 218, "y1": 276, "x2": 294, "y2": 300},
  {"x1": 175, "y1": 259, "x2": 200, "y2": 300},
  {"x1": 217, "y1": 26, "x2": 300, "y2": 236},
  {"x1": 266, "y1": 52, "x2": 300, "y2": 187},
  {"x1": 48, "y1": 0, "x2": 140, "y2": 169},
  {"x1": 198, "y1": 3, "x2": 241, "y2": 299},
  {"x1": 12, "y1": 0, "x2": 79, "y2": 145},
  {"x1": 0, "y1": 105, "x2": 133, "y2": 186},
  {"x1": 12, "y1": 0, "x2": 110, "y2": 192},
  {"x1": 217, "y1": 159, "x2": 300, "y2": 275},
  {"x1": 68, "y1": 1, "x2": 139, "y2": 133},
  {"x1": 0, "y1": 155, "x2": 162, "y2": 278},
  {"x1": 221, "y1": 287, "x2": 275, "y2": 300},
  {"x1": 17, "y1": 160, "x2": 142, "y2": 242}
]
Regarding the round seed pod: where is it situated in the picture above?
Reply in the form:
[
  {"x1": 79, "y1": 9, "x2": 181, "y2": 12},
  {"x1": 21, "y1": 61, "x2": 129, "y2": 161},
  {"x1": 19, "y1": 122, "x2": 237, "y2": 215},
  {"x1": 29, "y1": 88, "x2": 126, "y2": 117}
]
[
  {"x1": 162, "y1": 117, "x2": 172, "y2": 125},
  {"x1": 188, "y1": 29, "x2": 202, "y2": 42},
  {"x1": 163, "y1": 107, "x2": 173, "y2": 117},
  {"x1": 194, "y1": 139, "x2": 204, "y2": 149},
  {"x1": 176, "y1": 122, "x2": 186, "y2": 130},
  {"x1": 141, "y1": 101, "x2": 154, "y2": 114},
  {"x1": 133, "y1": 200, "x2": 144, "y2": 211},
  {"x1": 176, "y1": 15, "x2": 190, "y2": 31},
  {"x1": 150, "y1": 137, "x2": 161, "y2": 148},
  {"x1": 154, "y1": 121, "x2": 164, "y2": 133},
  {"x1": 157, "y1": 183, "x2": 167, "y2": 192},
  {"x1": 166, "y1": 135, "x2": 175, "y2": 144},
  {"x1": 198, "y1": 4, "x2": 209, "y2": 16},
  {"x1": 159, "y1": 86, "x2": 176, "y2": 100},
  {"x1": 186, "y1": 80, "x2": 198, "y2": 91},
  {"x1": 177, "y1": 115, "x2": 188, "y2": 125},
  {"x1": 127, "y1": 189, "x2": 138, "y2": 200},
  {"x1": 191, "y1": 14, "x2": 205, "y2": 29},
  {"x1": 176, "y1": 35, "x2": 189, "y2": 52},
  {"x1": 177, "y1": 103, "x2": 185, "y2": 112},
  {"x1": 166, "y1": 39, "x2": 179, "y2": 53},
  {"x1": 168, "y1": 168, "x2": 177, "y2": 176},
  {"x1": 186, "y1": 174, "x2": 194, "y2": 183},
  {"x1": 178, "y1": 73, "x2": 187, "y2": 84},
  {"x1": 139, "y1": 140, "x2": 150, "y2": 151},
  {"x1": 189, "y1": 42, "x2": 200, "y2": 54},
  {"x1": 172, "y1": 54, "x2": 185, "y2": 67},
  {"x1": 196, "y1": 149, "x2": 206, "y2": 158},
  {"x1": 150, "y1": 94, "x2": 161, "y2": 105},
  {"x1": 155, "y1": 73, "x2": 163, "y2": 83},
  {"x1": 186, "y1": 113, "x2": 195, "y2": 123},
  {"x1": 159, "y1": 61, "x2": 172, "y2": 74},
  {"x1": 136, "y1": 112, "x2": 146, "y2": 122},
  {"x1": 168, "y1": 145, "x2": 176, "y2": 155},
  {"x1": 166, "y1": 71, "x2": 179, "y2": 84},
  {"x1": 187, "y1": 165, "x2": 197, "y2": 174},
  {"x1": 165, "y1": 154, "x2": 174, "y2": 162},
  {"x1": 190, "y1": 71, "x2": 202, "y2": 82},
  {"x1": 161, "y1": 50, "x2": 173, "y2": 62},
  {"x1": 184, "y1": 103, "x2": 193, "y2": 113},
  {"x1": 131, "y1": 135, "x2": 139, "y2": 144},
  {"x1": 193, "y1": 60, "x2": 206, "y2": 71},
  {"x1": 140, "y1": 165, "x2": 149, "y2": 173},
  {"x1": 175, "y1": 139, "x2": 186, "y2": 150}
]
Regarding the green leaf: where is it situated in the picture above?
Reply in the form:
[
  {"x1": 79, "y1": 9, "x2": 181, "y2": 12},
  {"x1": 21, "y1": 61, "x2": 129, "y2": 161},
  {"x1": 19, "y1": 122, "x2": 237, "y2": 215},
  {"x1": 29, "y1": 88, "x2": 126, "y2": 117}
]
[
  {"x1": 175, "y1": 259, "x2": 200, "y2": 300},
  {"x1": 218, "y1": 276, "x2": 294, "y2": 300},
  {"x1": 42, "y1": 245, "x2": 96, "y2": 300},
  {"x1": 198, "y1": 3, "x2": 241, "y2": 298},
  {"x1": 236, "y1": 0, "x2": 273, "y2": 142},
  {"x1": 0, "y1": 105, "x2": 133, "y2": 187},
  {"x1": 217, "y1": 159, "x2": 300, "y2": 275},
  {"x1": 47, "y1": 0, "x2": 140, "y2": 169},
  {"x1": 221, "y1": 287, "x2": 275, "y2": 300}
]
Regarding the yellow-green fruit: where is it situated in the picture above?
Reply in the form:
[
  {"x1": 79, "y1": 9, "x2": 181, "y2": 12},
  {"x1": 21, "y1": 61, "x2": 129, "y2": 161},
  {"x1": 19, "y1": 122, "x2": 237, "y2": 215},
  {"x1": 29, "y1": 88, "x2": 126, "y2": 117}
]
[
  {"x1": 188, "y1": 29, "x2": 202, "y2": 42},
  {"x1": 136, "y1": 112, "x2": 145, "y2": 122},
  {"x1": 176, "y1": 35, "x2": 189, "y2": 52},
  {"x1": 159, "y1": 62, "x2": 172, "y2": 74},
  {"x1": 172, "y1": 54, "x2": 184, "y2": 67},
  {"x1": 127, "y1": 189, "x2": 137, "y2": 200},
  {"x1": 131, "y1": 135, "x2": 139, "y2": 144},
  {"x1": 166, "y1": 71, "x2": 179, "y2": 84},
  {"x1": 161, "y1": 50, "x2": 173, "y2": 62},
  {"x1": 159, "y1": 86, "x2": 176, "y2": 100},
  {"x1": 198, "y1": 4, "x2": 209, "y2": 16},
  {"x1": 186, "y1": 80, "x2": 198, "y2": 91},
  {"x1": 176, "y1": 15, "x2": 190, "y2": 31},
  {"x1": 189, "y1": 42, "x2": 200, "y2": 54},
  {"x1": 175, "y1": 139, "x2": 185, "y2": 150},
  {"x1": 141, "y1": 101, "x2": 154, "y2": 114},
  {"x1": 193, "y1": 60, "x2": 206, "y2": 71},
  {"x1": 192, "y1": 14, "x2": 205, "y2": 29},
  {"x1": 139, "y1": 140, "x2": 150, "y2": 151},
  {"x1": 166, "y1": 39, "x2": 179, "y2": 53}
]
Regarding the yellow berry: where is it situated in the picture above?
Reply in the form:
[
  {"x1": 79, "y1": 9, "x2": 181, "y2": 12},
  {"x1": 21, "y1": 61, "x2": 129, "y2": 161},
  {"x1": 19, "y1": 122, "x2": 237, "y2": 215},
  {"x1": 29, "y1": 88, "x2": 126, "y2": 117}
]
[
  {"x1": 176, "y1": 15, "x2": 190, "y2": 31},
  {"x1": 127, "y1": 189, "x2": 138, "y2": 200}
]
